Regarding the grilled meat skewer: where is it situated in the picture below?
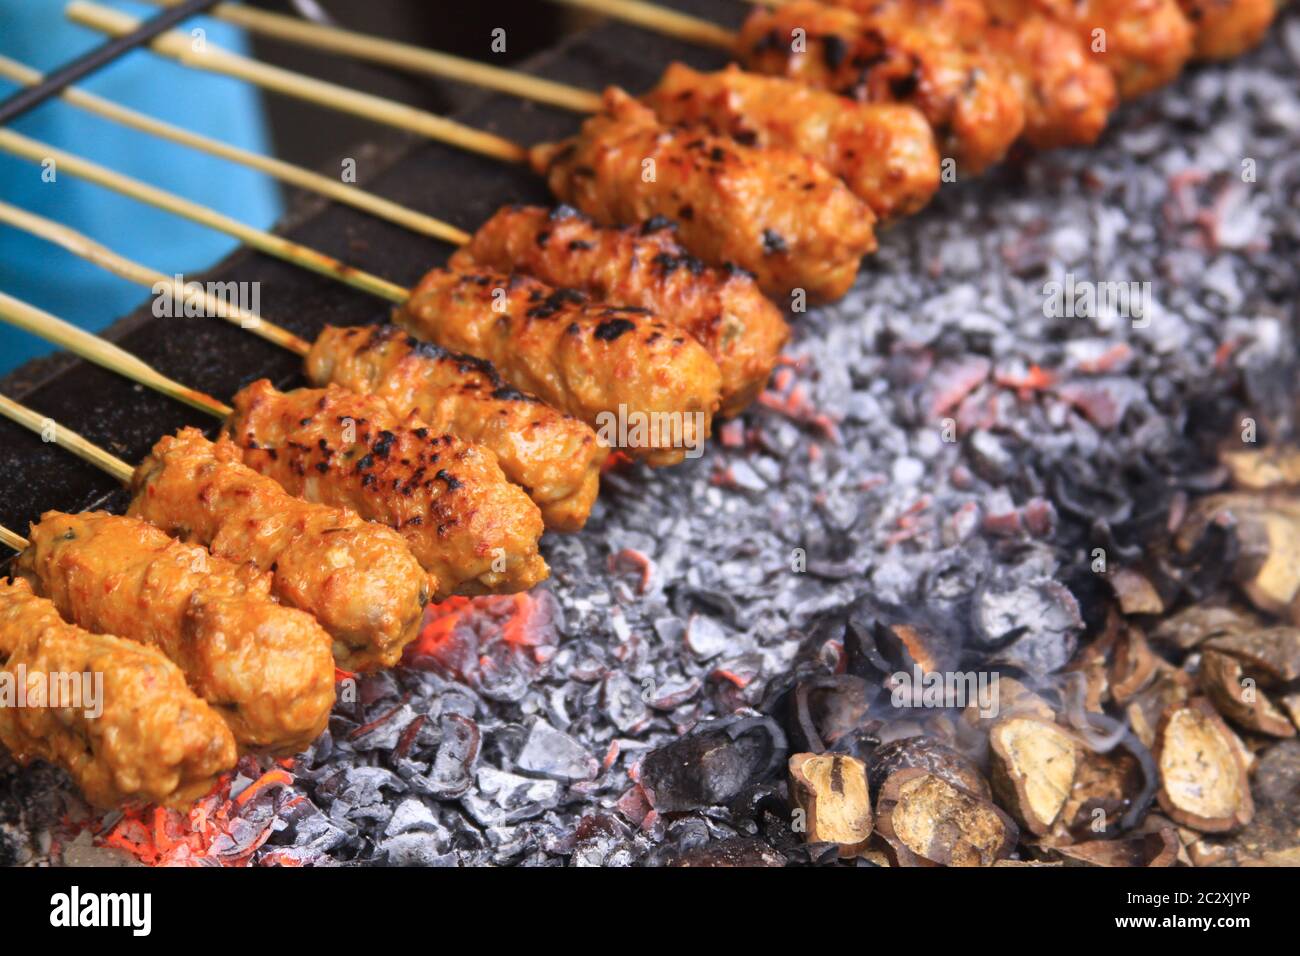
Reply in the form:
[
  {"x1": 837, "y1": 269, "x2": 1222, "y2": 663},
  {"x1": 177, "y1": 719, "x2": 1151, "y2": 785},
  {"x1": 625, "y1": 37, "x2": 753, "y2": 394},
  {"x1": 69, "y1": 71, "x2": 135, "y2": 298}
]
[
  {"x1": 1177, "y1": 0, "x2": 1278, "y2": 59},
  {"x1": 0, "y1": 577, "x2": 237, "y2": 808},
  {"x1": 224, "y1": 380, "x2": 548, "y2": 596},
  {"x1": 307, "y1": 325, "x2": 604, "y2": 532},
  {"x1": 641, "y1": 63, "x2": 941, "y2": 220},
  {"x1": 532, "y1": 88, "x2": 877, "y2": 303},
  {"x1": 736, "y1": 0, "x2": 1026, "y2": 174},
  {"x1": 16, "y1": 511, "x2": 336, "y2": 755},
  {"x1": 449, "y1": 204, "x2": 790, "y2": 417},
  {"x1": 396, "y1": 268, "x2": 723, "y2": 464},
  {"x1": 130, "y1": 427, "x2": 432, "y2": 670}
]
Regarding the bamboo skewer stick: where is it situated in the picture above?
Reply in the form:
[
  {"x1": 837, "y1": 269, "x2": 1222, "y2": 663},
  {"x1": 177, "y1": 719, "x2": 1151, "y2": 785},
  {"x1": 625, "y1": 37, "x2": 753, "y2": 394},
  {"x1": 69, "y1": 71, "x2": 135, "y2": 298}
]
[
  {"x1": 136, "y1": 0, "x2": 604, "y2": 113},
  {"x1": 0, "y1": 55, "x2": 469, "y2": 245},
  {"x1": 0, "y1": 525, "x2": 29, "y2": 552},
  {"x1": 544, "y1": 0, "x2": 738, "y2": 49},
  {"x1": 0, "y1": 202, "x2": 314, "y2": 361},
  {"x1": 0, "y1": 391, "x2": 135, "y2": 485},
  {"x1": 0, "y1": 291, "x2": 232, "y2": 420},
  {"x1": 0, "y1": 201, "x2": 310, "y2": 356},
  {"x1": 65, "y1": 2, "x2": 528, "y2": 164},
  {"x1": 0, "y1": 129, "x2": 409, "y2": 304}
]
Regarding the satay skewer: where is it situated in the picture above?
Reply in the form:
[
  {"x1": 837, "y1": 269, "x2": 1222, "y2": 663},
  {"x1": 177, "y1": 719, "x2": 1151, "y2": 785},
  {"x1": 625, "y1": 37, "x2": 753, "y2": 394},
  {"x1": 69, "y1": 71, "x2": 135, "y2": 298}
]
[
  {"x1": 0, "y1": 524, "x2": 31, "y2": 552},
  {"x1": 66, "y1": 0, "x2": 878, "y2": 303},
  {"x1": 0, "y1": 287, "x2": 551, "y2": 594},
  {"x1": 0, "y1": 363, "x2": 436, "y2": 671}
]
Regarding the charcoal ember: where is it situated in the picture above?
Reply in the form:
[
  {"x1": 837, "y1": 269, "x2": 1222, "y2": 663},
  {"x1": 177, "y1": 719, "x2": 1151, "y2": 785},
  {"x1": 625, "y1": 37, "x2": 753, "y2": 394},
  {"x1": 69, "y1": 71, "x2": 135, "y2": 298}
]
[
  {"x1": 867, "y1": 736, "x2": 991, "y2": 800},
  {"x1": 383, "y1": 798, "x2": 442, "y2": 838},
  {"x1": 381, "y1": 831, "x2": 457, "y2": 867},
  {"x1": 875, "y1": 769, "x2": 1018, "y2": 867},
  {"x1": 787, "y1": 674, "x2": 876, "y2": 753},
  {"x1": 842, "y1": 599, "x2": 963, "y2": 680},
  {"x1": 662, "y1": 836, "x2": 787, "y2": 867},
  {"x1": 461, "y1": 767, "x2": 561, "y2": 827},
  {"x1": 517, "y1": 720, "x2": 599, "y2": 782},
  {"x1": 971, "y1": 577, "x2": 1083, "y2": 675},
  {"x1": 639, "y1": 715, "x2": 787, "y2": 813},
  {"x1": 414, "y1": 714, "x2": 480, "y2": 799},
  {"x1": 602, "y1": 670, "x2": 650, "y2": 732},
  {"x1": 788, "y1": 753, "x2": 873, "y2": 858},
  {"x1": 1199, "y1": 650, "x2": 1296, "y2": 737},
  {"x1": 1154, "y1": 699, "x2": 1254, "y2": 833},
  {"x1": 322, "y1": 767, "x2": 408, "y2": 826},
  {"x1": 1048, "y1": 829, "x2": 1180, "y2": 867},
  {"x1": 684, "y1": 614, "x2": 729, "y2": 659}
]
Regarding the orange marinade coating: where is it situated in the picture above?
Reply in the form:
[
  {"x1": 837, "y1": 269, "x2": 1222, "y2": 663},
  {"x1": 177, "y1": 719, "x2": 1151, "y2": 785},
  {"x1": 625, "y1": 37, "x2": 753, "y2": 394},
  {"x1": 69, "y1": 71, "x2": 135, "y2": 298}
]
[
  {"x1": 16, "y1": 511, "x2": 335, "y2": 755},
  {"x1": 307, "y1": 324, "x2": 603, "y2": 532},
  {"x1": 643, "y1": 63, "x2": 941, "y2": 221},
  {"x1": 984, "y1": 11, "x2": 1118, "y2": 149},
  {"x1": 397, "y1": 268, "x2": 722, "y2": 467},
  {"x1": 224, "y1": 380, "x2": 548, "y2": 597},
  {"x1": 1005, "y1": 0, "x2": 1194, "y2": 98},
  {"x1": 0, "y1": 577, "x2": 237, "y2": 808},
  {"x1": 448, "y1": 204, "x2": 789, "y2": 417},
  {"x1": 736, "y1": 0, "x2": 1025, "y2": 175},
  {"x1": 129, "y1": 427, "x2": 431, "y2": 670},
  {"x1": 1178, "y1": 0, "x2": 1276, "y2": 59},
  {"x1": 531, "y1": 87, "x2": 876, "y2": 303},
  {"x1": 824, "y1": 0, "x2": 1116, "y2": 147}
]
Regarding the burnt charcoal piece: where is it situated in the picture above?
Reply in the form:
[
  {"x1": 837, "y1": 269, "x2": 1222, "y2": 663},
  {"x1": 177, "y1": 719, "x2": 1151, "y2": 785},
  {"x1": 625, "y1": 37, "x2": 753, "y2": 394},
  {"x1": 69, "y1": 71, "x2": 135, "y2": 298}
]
[
  {"x1": 789, "y1": 674, "x2": 877, "y2": 753},
  {"x1": 843, "y1": 599, "x2": 963, "y2": 679},
  {"x1": 867, "y1": 736, "x2": 991, "y2": 800},
  {"x1": 971, "y1": 577, "x2": 1083, "y2": 675},
  {"x1": 424, "y1": 714, "x2": 481, "y2": 799},
  {"x1": 640, "y1": 715, "x2": 788, "y2": 812},
  {"x1": 663, "y1": 836, "x2": 787, "y2": 867}
]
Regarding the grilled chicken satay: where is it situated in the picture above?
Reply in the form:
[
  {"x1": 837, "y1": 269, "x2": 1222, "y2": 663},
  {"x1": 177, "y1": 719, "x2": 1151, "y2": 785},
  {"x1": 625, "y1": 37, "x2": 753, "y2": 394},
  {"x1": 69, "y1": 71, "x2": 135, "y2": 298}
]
[
  {"x1": 0, "y1": 577, "x2": 237, "y2": 808},
  {"x1": 736, "y1": 0, "x2": 1026, "y2": 174},
  {"x1": 448, "y1": 205, "x2": 789, "y2": 416},
  {"x1": 224, "y1": 380, "x2": 548, "y2": 596},
  {"x1": 396, "y1": 269, "x2": 722, "y2": 466},
  {"x1": 1178, "y1": 0, "x2": 1277, "y2": 59},
  {"x1": 1005, "y1": 0, "x2": 1195, "y2": 98},
  {"x1": 532, "y1": 88, "x2": 877, "y2": 303},
  {"x1": 642, "y1": 63, "x2": 941, "y2": 220},
  {"x1": 129, "y1": 428, "x2": 431, "y2": 670},
  {"x1": 16, "y1": 511, "x2": 336, "y2": 754},
  {"x1": 984, "y1": 9, "x2": 1118, "y2": 149},
  {"x1": 306, "y1": 325, "x2": 603, "y2": 532}
]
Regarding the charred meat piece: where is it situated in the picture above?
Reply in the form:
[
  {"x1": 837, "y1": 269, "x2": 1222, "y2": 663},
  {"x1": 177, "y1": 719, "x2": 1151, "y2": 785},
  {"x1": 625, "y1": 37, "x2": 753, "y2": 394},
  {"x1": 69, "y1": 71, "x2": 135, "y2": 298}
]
[
  {"x1": 531, "y1": 88, "x2": 877, "y2": 303},
  {"x1": 643, "y1": 63, "x2": 941, "y2": 220},
  {"x1": 1178, "y1": 0, "x2": 1277, "y2": 60},
  {"x1": 0, "y1": 577, "x2": 237, "y2": 808},
  {"x1": 736, "y1": 1, "x2": 1025, "y2": 174},
  {"x1": 224, "y1": 380, "x2": 548, "y2": 598},
  {"x1": 16, "y1": 511, "x2": 335, "y2": 754},
  {"x1": 449, "y1": 204, "x2": 789, "y2": 417},
  {"x1": 306, "y1": 325, "x2": 603, "y2": 532},
  {"x1": 397, "y1": 269, "x2": 722, "y2": 466},
  {"x1": 129, "y1": 427, "x2": 431, "y2": 670}
]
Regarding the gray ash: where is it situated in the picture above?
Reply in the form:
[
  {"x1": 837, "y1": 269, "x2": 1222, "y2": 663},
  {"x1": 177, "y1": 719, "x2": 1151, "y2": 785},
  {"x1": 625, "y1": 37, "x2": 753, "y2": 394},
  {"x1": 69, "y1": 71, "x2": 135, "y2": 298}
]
[{"x1": 6, "y1": 16, "x2": 1300, "y2": 867}]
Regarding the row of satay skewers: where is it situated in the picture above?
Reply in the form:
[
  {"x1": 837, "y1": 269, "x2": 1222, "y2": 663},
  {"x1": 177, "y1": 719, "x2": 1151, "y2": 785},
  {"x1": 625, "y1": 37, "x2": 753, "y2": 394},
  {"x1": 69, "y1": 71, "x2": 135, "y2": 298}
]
[{"x1": 0, "y1": 0, "x2": 1284, "y2": 810}]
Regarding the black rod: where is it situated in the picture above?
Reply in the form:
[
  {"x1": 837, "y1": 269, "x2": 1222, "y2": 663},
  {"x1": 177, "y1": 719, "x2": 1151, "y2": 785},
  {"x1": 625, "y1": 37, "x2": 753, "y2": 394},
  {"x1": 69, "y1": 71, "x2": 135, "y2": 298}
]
[{"x1": 0, "y1": 0, "x2": 226, "y2": 128}]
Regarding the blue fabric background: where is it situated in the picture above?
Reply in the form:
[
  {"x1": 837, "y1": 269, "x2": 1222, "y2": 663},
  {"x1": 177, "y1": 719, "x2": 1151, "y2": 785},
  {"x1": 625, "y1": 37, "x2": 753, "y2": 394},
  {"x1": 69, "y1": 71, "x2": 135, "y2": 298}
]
[{"x1": 0, "y1": 1, "x2": 283, "y2": 373}]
